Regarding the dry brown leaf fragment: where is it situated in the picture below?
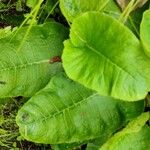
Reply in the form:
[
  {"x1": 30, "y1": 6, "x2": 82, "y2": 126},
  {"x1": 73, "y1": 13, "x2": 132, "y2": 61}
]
[
  {"x1": 116, "y1": 0, "x2": 148, "y2": 11},
  {"x1": 116, "y1": 0, "x2": 130, "y2": 10},
  {"x1": 135, "y1": 0, "x2": 148, "y2": 9}
]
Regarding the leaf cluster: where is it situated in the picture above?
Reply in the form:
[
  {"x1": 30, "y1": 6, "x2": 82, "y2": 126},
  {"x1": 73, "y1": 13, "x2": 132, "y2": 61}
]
[{"x1": 0, "y1": 0, "x2": 150, "y2": 149}]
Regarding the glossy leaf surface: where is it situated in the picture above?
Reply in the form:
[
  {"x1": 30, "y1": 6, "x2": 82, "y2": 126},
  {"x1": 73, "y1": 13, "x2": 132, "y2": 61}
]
[
  {"x1": 59, "y1": 0, "x2": 120, "y2": 22},
  {"x1": 140, "y1": 10, "x2": 150, "y2": 57},
  {"x1": 100, "y1": 113, "x2": 150, "y2": 150},
  {"x1": 0, "y1": 22, "x2": 68, "y2": 98},
  {"x1": 62, "y1": 12, "x2": 150, "y2": 101},
  {"x1": 16, "y1": 73, "x2": 144, "y2": 144}
]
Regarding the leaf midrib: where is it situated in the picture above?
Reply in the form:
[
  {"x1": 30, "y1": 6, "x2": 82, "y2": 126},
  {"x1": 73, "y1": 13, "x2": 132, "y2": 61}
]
[
  {"x1": 19, "y1": 93, "x2": 98, "y2": 125},
  {"x1": 0, "y1": 60, "x2": 49, "y2": 72},
  {"x1": 72, "y1": 30, "x2": 136, "y2": 80}
]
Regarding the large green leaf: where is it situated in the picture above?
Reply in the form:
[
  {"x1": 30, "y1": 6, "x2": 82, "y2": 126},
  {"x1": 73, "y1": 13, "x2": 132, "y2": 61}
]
[
  {"x1": 0, "y1": 26, "x2": 13, "y2": 39},
  {"x1": 62, "y1": 12, "x2": 150, "y2": 101},
  {"x1": 140, "y1": 9, "x2": 150, "y2": 57},
  {"x1": 59, "y1": 0, "x2": 120, "y2": 22},
  {"x1": 26, "y1": 0, "x2": 40, "y2": 8},
  {"x1": 0, "y1": 22, "x2": 68, "y2": 98},
  {"x1": 16, "y1": 73, "x2": 144, "y2": 144},
  {"x1": 100, "y1": 113, "x2": 150, "y2": 150}
]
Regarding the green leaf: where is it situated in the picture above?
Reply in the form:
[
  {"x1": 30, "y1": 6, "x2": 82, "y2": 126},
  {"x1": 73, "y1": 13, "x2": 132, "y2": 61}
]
[
  {"x1": 26, "y1": 0, "x2": 40, "y2": 8},
  {"x1": 51, "y1": 141, "x2": 85, "y2": 150},
  {"x1": 59, "y1": 0, "x2": 120, "y2": 22},
  {"x1": 100, "y1": 113, "x2": 150, "y2": 150},
  {"x1": 16, "y1": 73, "x2": 144, "y2": 144},
  {"x1": 0, "y1": 22, "x2": 68, "y2": 98},
  {"x1": 0, "y1": 26, "x2": 13, "y2": 39},
  {"x1": 62, "y1": 12, "x2": 150, "y2": 101},
  {"x1": 140, "y1": 9, "x2": 150, "y2": 57},
  {"x1": 16, "y1": 0, "x2": 23, "y2": 11}
]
